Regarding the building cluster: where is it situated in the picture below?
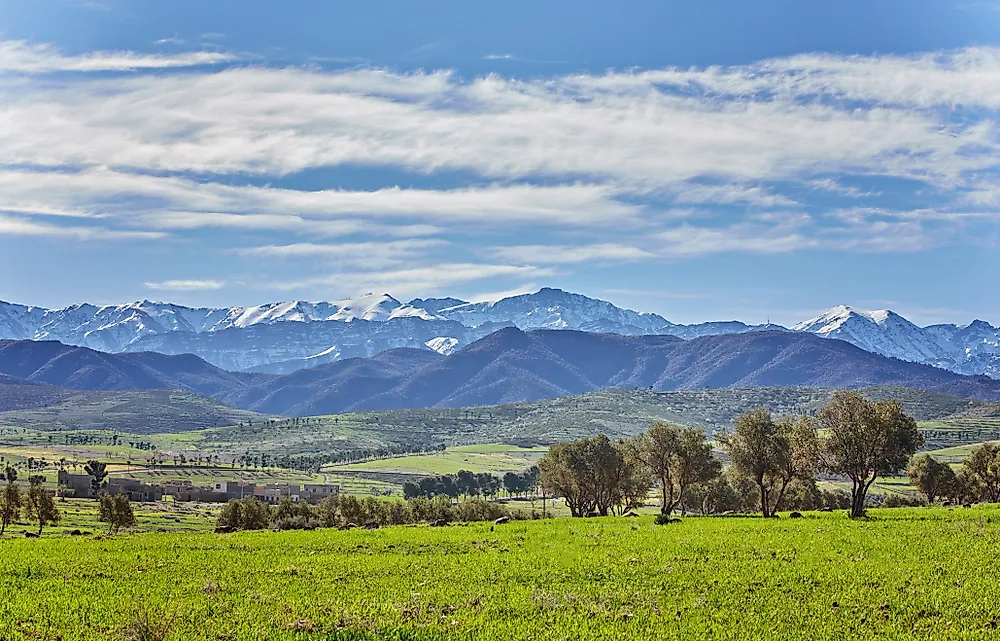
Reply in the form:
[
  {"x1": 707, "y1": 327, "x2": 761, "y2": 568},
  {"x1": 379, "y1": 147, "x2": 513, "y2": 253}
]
[{"x1": 57, "y1": 471, "x2": 339, "y2": 504}]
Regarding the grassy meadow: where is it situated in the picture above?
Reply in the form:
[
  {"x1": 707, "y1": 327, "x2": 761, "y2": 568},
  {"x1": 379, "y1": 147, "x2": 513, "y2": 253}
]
[{"x1": 3, "y1": 506, "x2": 1000, "y2": 640}]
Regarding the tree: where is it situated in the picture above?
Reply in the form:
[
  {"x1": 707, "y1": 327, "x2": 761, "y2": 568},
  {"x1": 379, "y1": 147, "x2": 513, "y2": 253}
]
[
  {"x1": 84, "y1": 460, "x2": 108, "y2": 497},
  {"x1": 634, "y1": 423, "x2": 720, "y2": 515},
  {"x1": 819, "y1": 391, "x2": 923, "y2": 518},
  {"x1": 614, "y1": 438, "x2": 654, "y2": 514},
  {"x1": 217, "y1": 499, "x2": 243, "y2": 530},
  {"x1": 685, "y1": 476, "x2": 741, "y2": 515},
  {"x1": 274, "y1": 496, "x2": 297, "y2": 521},
  {"x1": 317, "y1": 494, "x2": 340, "y2": 528},
  {"x1": 503, "y1": 472, "x2": 521, "y2": 497},
  {"x1": 538, "y1": 439, "x2": 595, "y2": 517},
  {"x1": 907, "y1": 454, "x2": 957, "y2": 503},
  {"x1": 2, "y1": 466, "x2": 16, "y2": 483},
  {"x1": 963, "y1": 443, "x2": 1000, "y2": 503},
  {"x1": 25, "y1": 476, "x2": 60, "y2": 535},
  {"x1": 0, "y1": 481, "x2": 22, "y2": 536},
  {"x1": 98, "y1": 494, "x2": 137, "y2": 534},
  {"x1": 723, "y1": 409, "x2": 819, "y2": 517}
]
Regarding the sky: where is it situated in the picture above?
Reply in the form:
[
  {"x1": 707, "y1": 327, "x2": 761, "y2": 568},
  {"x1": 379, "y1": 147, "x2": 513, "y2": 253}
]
[{"x1": 0, "y1": 0, "x2": 998, "y2": 326}]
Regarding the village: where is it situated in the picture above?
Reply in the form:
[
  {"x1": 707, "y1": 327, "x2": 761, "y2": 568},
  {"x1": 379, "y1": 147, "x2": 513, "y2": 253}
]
[{"x1": 57, "y1": 470, "x2": 340, "y2": 505}]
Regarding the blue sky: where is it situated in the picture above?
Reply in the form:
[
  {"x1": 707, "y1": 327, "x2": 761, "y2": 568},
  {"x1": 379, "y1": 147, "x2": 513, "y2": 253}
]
[{"x1": 0, "y1": 0, "x2": 998, "y2": 326}]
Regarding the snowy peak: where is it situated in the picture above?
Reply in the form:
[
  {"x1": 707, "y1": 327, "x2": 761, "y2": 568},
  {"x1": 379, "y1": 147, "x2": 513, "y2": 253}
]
[
  {"x1": 328, "y1": 293, "x2": 402, "y2": 322},
  {"x1": 792, "y1": 305, "x2": 897, "y2": 333},
  {"x1": 437, "y1": 287, "x2": 673, "y2": 334}
]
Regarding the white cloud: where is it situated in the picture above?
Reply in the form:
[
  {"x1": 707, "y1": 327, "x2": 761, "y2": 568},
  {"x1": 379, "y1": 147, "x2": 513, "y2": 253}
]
[
  {"x1": 672, "y1": 184, "x2": 797, "y2": 207},
  {"x1": 0, "y1": 168, "x2": 637, "y2": 230},
  {"x1": 145, "y1": 279, "x2": 225, "y2": 291},
  {"x1": 263, "y1": 263, "x2": 555, "y2": 298},
  {"x1": 0, "y1": 214, "x2": 165, "y2": 240},
  {"x1": 493, "y1": 243, "x2": 656, "y2": 265},
  {"x1": 235, "y1": 239, "x2": 447, "y2": 268},
  {"x1": 2, "y1": 48, "x2": 997, "y2": 188},
  {"x1": 0, "y1": 39, "x2": 236, "y2": 73}
]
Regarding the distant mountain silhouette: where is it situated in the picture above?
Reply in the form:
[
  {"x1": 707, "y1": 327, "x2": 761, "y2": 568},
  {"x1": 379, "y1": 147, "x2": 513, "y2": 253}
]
[
  {"x1": 0, "y1": 339, "x2": 264, "y2": 397},
  {"x1": 2, "y1": 329, "x2": 999, "y2": 417}
]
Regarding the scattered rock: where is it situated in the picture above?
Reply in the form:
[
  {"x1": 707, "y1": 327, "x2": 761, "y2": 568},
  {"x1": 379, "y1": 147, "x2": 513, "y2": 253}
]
[
  {"x1": 24, "y1": 531, "x2": 39, "y2": 538},
  {"x1": 789, "y1": 512, "x2": 803, "y2": 519},
  {"x1": 363, "y1": 521, "x2": 379, "y2": 530},
  {"x1": 339, "y1": 522, "x2": 358, "y2": 531},
  {"x1": 215, "y1": 525, "x2": 235, "y2": 534},
  {"x1": 622, "y1": 511, "x2": 639, "y2": 518},
  {"x1": 493, "y1": 516, "x2": 511, "y2": 525},
  {"x1": 68, "y1": 529, "x2": 83, "y2": 536},
  {"x1": 819, "y1": 507, "x2": 833, "y2": 512},
  {"x1": 429, "y1": 519, "x2": 449, "y2": 527},
  {"x1": 720, "y1": 510, "x2": 736, "y2": 516}
]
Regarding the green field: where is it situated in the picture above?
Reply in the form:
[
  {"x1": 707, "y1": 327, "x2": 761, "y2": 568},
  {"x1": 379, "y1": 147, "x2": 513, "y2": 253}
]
[
  {"x1": 328, "y1": 443, "x2": 547, "y2": 477},
  {"x1": 3, "y1": 506, "x2": 1000, "y2": 640}
]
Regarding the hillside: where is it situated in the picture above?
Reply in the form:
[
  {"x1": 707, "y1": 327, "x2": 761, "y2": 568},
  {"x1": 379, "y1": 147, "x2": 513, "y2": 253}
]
[
  {"x1": 0, "y1": 340, "x2": 267, "y2": 396},
  {"x1": 3, "y1": 330, "x2": 1000, "y2": 420},
  {"x1": 240, "y1": 329, "x2": 1000, "y2": 414},
  {"x1": 188, "y1": 386, "x2": 984, "y2": 464},
  {"x1": 0, "y1": 388, "x2": 271, "y2": 434}
]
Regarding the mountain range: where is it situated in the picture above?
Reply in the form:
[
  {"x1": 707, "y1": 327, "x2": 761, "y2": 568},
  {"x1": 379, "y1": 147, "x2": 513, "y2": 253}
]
[
  {"x1": 1, "y1": 288, "x2": 996, "y2": 378},
  {"x1": 2, "y1": 329, "x2": 998, "y2": 418}
]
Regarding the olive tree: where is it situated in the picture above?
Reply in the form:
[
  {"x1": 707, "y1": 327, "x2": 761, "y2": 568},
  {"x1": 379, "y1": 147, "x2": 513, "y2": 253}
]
[
  {"x1": 634, "y1": 422, "x2": 720, "y2": 516},
  {"x1": 98, "y1": 494, "x2": 137, "y2": 534},
  {"x1": 963, "y1": 443, "x2": 1000, "y2": 503},
  {"x1": 723, "y1": 409, "x2": 819, "y2": 517},
  {"x1": 907, "y1": 454, "x2": 957, "y2": 504},
  {"x1": 25, "y1": 475, "x2": 60, "y2": 535},
  {"x1": 819, "y1": 391, "x2": 923, "y2": 518},
  {"x1": 0, "y1": 480, "x2": 22, "y2": 536}
]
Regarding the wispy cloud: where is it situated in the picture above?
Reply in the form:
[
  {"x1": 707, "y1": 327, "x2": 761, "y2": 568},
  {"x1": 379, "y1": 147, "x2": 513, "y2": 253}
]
[
  {"x1": 0, "y1": 214, "x2": 165, "y2": 240},
  {"x1": 144, "y1": 279, "x2": 225, "y2": 291},
  {"x1": 262, "y1": 263, "x2": 555, "y2": 300},
  {"x1": 235, "y1": 239, "x2": 447, "y2": 269},
  {"x1": 154, "y1": 36, "x2": 186, "y2": 46},
  {"x1": 0, "y1": 39, "x2": 235, "y2": 73},
  {"x1": 492, "y1": 243, "x2": 656, "y2": 265}
]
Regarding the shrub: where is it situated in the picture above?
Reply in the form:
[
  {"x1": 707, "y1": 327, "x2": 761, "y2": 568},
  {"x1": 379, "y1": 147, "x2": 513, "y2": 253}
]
[{"x1": 882, "y1": 493, "x2": 925, "y2": 508}]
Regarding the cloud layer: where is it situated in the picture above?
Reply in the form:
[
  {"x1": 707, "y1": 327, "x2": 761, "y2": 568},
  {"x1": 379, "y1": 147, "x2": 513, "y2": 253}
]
[{"x1": 1, "y1": 38, "x2": 997, "y2": 298}]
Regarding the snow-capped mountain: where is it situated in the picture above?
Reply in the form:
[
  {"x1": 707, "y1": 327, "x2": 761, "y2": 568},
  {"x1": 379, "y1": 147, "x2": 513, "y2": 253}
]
[
  {"x1": 0, "y1": 291, "x2": 996, "y2": 378},
  {"x1": 436, "y1": 287, "x2": 673, "y2": 334},
  {"x1": 793, "y1": 305, "x2": 1000, "y2": 379}
]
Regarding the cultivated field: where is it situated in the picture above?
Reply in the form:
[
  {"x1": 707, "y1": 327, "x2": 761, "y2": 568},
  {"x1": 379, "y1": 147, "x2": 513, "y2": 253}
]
[{"x1": 2, "y1": 507, "x2": 999, "y2": 640}]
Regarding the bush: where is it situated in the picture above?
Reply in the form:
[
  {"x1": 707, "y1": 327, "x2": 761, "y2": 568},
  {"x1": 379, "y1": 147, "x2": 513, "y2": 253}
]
[
  {"x1": 882, "y1": 493, "x2": 925, "y2": 508},
  {"x1": 272, "y1": 515, "x2": 320, "y2": 531}
]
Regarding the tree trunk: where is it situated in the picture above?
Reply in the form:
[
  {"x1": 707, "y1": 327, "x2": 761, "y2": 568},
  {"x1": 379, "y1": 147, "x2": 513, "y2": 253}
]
[
  {"x1": 660, "y1": 475, "x2": 670, "y2": 515},
  {"x1": 850, "y1": 476, "x2": 870, "y2": 518},
  {"x1": 757, "y1": 478, "x2": 770, "y2": 517}
]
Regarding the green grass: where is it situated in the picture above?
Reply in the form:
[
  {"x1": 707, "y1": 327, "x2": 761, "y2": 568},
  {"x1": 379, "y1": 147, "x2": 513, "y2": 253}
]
[
  {"x1": 3, "y1": 506, "x2": 1000, "y2": 640},
  {"x1": 328, "y1": 443, "x2": 547, "y2": 477}
]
